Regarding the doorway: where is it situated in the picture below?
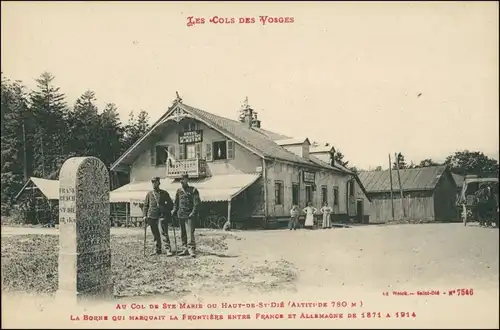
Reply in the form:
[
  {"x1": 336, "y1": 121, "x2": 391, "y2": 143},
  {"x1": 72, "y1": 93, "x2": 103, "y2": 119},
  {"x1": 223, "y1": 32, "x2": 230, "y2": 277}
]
[
  {"x1": 356, "y1": 200, "x2": 364, "y2": 223},
  {"x1": 305, "y1": 185, "x2": 313, "y2": 205}
]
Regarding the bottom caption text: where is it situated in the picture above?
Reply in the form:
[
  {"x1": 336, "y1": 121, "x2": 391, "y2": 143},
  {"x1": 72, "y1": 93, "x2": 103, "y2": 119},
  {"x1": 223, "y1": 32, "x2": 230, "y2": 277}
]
[{"x1": 69, "y1": 300, "x2": 418, "y2": 322}]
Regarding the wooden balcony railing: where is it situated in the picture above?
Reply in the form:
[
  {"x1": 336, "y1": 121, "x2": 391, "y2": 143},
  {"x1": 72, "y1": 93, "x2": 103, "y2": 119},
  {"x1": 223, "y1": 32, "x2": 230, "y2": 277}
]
[{"x1": 166, "y1": 158, "x2": 208, "y2": 179}]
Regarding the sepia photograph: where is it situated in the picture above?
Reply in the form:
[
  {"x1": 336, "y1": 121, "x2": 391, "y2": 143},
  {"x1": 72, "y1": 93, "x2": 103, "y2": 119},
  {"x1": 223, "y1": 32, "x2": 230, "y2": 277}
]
[{"x1": 1, "y1": 1, "x2": 499, "y2": 329}]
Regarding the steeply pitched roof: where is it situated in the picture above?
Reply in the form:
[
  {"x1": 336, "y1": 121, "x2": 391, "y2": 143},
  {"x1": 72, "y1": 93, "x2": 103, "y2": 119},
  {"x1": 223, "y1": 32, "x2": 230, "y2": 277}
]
[
  {"x1": 358, "y1": 165, "x2": 452, "y2": 193},
  {"x1": 178, "y1": 103, "x2": 319, "y2": 167},
  {"x1": 252, "y1": 127, "x2": 291, "y2": 140},
  {"x1": 14, "y1": 177, "x2": 59, "y2": 201},
  {"x1": 111, "y1": 99, "x2": 359, "y2": 178}
]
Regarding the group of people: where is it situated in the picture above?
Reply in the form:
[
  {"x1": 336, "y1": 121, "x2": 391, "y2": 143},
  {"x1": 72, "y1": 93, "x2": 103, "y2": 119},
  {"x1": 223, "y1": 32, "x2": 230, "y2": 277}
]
[
  {"x1": 474, "y1": 182, "x2": 499, "y2": 228},
  {"x1": 143, "y1": 174, "x2": 201, "y2": 257},
  {"x1": 289, "y1": 201, "x2": 334, "y2": 230}
]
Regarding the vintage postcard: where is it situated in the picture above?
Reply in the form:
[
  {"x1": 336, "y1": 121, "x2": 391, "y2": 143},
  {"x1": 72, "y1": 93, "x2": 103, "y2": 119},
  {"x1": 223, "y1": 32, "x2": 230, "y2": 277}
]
[{"x1": 1, "y1": 1, "x2": 499, "y2": 329}]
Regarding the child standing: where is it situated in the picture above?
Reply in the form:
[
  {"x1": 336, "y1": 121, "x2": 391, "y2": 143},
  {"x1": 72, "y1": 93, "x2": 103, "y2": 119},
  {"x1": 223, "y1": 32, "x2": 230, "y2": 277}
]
[{"x1": 289, "y1": 205, "x2": 299, "y2": 230}]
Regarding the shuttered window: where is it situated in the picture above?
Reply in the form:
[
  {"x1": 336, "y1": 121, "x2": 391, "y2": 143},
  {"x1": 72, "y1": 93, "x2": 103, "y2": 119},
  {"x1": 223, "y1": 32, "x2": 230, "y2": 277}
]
[
  {"x1": 178, "y1": 144, "x2": 185, "y2": 160},
  {"x1": 150, "y1": 147, "x2": 156, "y2": 165},
  {"x1": 206, "y1": 143, "x2": 213, "y2": 161},
  {"x1": 195, "y1": 143, "x2": 202, "y2": 159},
  {"x1": 227, "y1": 140, "x2": 235, "y2": 159}
]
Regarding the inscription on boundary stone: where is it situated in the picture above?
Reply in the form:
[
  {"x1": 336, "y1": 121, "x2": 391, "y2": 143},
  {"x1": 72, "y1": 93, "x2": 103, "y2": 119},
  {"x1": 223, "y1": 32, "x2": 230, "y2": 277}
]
[{"x1": 57, "y1": 157, "x2": 114, "y2": 303}]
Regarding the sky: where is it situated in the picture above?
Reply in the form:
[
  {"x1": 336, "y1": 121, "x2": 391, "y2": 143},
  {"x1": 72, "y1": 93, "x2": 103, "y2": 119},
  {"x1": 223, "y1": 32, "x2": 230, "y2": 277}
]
[{"x1": 1, "y1": 1, "x2": 498, "y2": 170}]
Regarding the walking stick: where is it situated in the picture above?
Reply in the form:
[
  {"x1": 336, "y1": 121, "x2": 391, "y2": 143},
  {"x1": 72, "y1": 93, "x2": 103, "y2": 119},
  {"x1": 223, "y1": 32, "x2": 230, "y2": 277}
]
[
  {"x1": 171, "y1": 216, "x2": 178, "y2": 255},
  {"x1": 143, "y1": 218, "x2": 147, "y2": 257}
]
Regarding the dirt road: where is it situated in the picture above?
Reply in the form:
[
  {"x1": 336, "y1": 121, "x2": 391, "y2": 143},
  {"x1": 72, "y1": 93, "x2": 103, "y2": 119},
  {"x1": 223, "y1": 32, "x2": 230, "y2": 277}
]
[{"x1": 2, "y1": 223, "x2": 499, "y2": 329}]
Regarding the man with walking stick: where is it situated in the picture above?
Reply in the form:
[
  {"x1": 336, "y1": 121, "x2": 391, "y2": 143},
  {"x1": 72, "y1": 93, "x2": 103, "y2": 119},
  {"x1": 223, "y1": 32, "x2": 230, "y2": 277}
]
[
  {"x1": 143, "y1": 177, "x2": 174, "y2": 256},
  {"x1": 172, "y1": 173, "x2": 201, "y2": 258}
]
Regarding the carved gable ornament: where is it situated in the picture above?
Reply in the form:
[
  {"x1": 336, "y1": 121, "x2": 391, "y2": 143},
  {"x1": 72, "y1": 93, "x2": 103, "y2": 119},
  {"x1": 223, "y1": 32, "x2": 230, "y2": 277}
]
[{"x1": 168, "y1": 106, "x2": 190, "y2": 123}]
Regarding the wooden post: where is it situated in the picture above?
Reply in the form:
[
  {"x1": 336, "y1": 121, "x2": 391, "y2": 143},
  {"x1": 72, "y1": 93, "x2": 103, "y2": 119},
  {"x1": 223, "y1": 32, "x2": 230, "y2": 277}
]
[
  {"x1": 394, "y1": 153, "x2": 406, "y2": 220},
  {"x1": 262, "y1": 159, "x2": 268, "y2": 218},
  {"x1": 227, "y1": 200, "x2": 232, "y2": 224},
  {"x1": 388, "y1": 154, "x2": 395, "y2": 221},
  {"x1": 22, "y1": 121, "x2": 29, "y2": 181},
  {"x1": 125, "y1": 202, "x2": 129, "y2": 227}
]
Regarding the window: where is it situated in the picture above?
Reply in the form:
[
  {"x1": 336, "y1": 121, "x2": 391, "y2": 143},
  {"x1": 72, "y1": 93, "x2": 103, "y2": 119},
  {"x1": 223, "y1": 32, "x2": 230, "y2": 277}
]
[
  {"x1": 274, "y1": 181, "x2": 284, "y2": 205},
  {"x1": 151, "y1": 146, "x2": 168, "y2": 166},
  {"x1": 321, "y1": 186, "x2": 328, "y2": 205},
  {"x1": 213, "y1": 141, "x2": 227, "y2": 160},
  {"x1": 181, "y1": 143, "x2": 202, "y2": 160},
  {"x1": 211, "y1": 140, "x2": 235, "y2": 161},
  {"x1": 333, "y1": 186, "x2": 339, "y2": 206},
  {"x1": 305, "y1": 185, "x2": 313, "y2": 204},
  {"x1": 349, "y1": 180, "x2": 355, "y2": 197},
  {"x1": 292, "y1": 183, "x2": 299, "y2": 206},
  {"x1": 186, "y1": 144, "x2": 197, "y2": 160},
  {"x1": 183, "y1": 121, "x2": 198, "y2": 132}
]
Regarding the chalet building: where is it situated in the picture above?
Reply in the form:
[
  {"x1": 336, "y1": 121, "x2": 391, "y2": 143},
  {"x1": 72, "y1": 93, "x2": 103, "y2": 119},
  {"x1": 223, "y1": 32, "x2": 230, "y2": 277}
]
[
  {"x1": 358, "y1": 165, "x2": 457, "y2": 223},
  {"x1": 109, "y1": 96, "x2": 371, "y2": 228}
]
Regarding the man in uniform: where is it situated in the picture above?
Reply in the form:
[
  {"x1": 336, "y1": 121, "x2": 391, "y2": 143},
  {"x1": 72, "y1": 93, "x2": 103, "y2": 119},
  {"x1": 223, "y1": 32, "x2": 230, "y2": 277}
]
[
  {"x1": 172, "y1": 173, "x2": 201, "y2": 257},
  {"x1": 143, "y1": 177, "x2": 174, "y2": 255}
]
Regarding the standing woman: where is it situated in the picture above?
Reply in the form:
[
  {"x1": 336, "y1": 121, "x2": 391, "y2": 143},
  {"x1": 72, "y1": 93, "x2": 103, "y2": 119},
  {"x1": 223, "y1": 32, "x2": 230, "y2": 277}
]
[
  {"x1": 302, "y1": 202, "x2": 317, "y2": 229},
  {"x1": 320, "y1": 202, "x2": 333, "y2": 229}
]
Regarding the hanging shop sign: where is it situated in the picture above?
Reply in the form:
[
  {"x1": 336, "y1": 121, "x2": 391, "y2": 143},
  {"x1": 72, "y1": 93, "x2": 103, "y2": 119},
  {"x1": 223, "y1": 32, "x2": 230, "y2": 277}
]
[
  {"x1": 179, "y1": 130, "x2": 203, "y2": 144},
  {"x1": 303, "y1": 171, "x2": 316, "y2": 183}
]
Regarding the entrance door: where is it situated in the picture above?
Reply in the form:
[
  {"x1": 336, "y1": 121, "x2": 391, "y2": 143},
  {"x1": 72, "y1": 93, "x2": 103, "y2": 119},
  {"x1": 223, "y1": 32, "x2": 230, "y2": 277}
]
[
  {"x1": 305, "y1": 185, "x2": 313, "y2": 205},
  {"x1": 356, "y1": 200, "x2": 364, "y2": 223}
]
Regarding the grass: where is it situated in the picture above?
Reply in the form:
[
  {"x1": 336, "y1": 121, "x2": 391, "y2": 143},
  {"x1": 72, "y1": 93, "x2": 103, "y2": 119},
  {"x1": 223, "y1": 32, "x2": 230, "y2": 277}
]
[{"x1": 1, "y1": 229, "x2": 297, "y2": 299}]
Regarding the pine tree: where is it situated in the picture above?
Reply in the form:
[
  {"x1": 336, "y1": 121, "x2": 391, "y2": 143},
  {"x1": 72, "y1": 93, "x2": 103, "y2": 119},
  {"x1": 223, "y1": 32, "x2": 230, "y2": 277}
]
[
  {"x1": 121, "y1": 110, "x2": 150, "y2": 153},
  {"x1": 1, "y1": 75, "x2": 30, "y2": 213},
  {"x1": 98, "y1": 103, "x2": 124, "y2": 167},
  {"x1": 67, "y1": 90, "x2": 101, "y2": 157},
  {"x1": 28, "y1": 72, "x2": 68, "y2": 178},
  {"x1": 392, "y1": 152, "x2": 408, "y2": 170}
]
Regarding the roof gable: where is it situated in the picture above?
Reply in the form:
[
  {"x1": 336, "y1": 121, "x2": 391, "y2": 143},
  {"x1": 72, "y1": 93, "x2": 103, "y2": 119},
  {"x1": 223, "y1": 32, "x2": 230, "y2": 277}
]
[
  {"x1": 111, "y1": 99, "x2": 361, "y2": 176},
  {"x1": 111, "y1": 100, "x2": 326, "y2": 170},
  {"x1": 14, "y1": 177, "x2": 59, "y2": 201},
  {"x1": 358, "y1": 165, "x2": 450, "y2": 193},
  {"x1": 178, "y1": 103, "x2": 317, "y2": 166}
]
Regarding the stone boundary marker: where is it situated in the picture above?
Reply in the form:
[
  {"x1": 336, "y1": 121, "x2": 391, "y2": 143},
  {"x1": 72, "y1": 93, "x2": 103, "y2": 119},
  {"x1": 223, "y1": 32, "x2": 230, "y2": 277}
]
[{"x1": 57, "y1": 157, "x2": 114, "y2": 303}]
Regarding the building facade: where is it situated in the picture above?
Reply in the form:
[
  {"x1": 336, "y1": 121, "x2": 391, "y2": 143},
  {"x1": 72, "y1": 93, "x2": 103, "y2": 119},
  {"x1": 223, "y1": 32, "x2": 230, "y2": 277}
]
[{"x1": 110, "y1": 96, "x2": 371, "y2": 227}]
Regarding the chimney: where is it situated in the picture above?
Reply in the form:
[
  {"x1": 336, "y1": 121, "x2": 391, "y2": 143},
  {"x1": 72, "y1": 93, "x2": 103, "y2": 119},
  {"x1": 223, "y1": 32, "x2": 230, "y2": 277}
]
[
  {"x1": 245, "y1": 108, "x2": 253, "y2": 128},
  {"x1": 239, "y1": 96, "x2": 255, "y2": 128},
  {"x1": 251, "y1": 112, "x2": 261, "y2": 128},
  {"x1": 329, "y1": 147, "x2": 336, "y2": 167}
]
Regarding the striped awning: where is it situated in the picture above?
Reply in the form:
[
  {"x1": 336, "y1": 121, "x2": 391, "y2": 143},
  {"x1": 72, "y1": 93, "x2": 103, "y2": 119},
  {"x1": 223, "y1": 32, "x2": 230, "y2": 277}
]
[{"x1": 110, "y1": 173, "x2": 261, "y2": 203}]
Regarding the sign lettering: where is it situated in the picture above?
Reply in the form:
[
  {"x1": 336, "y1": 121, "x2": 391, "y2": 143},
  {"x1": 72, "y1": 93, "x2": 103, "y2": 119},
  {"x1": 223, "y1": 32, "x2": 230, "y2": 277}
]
[
  {"x1": 179, "y1": 130, "x2": 203, "y2": 144},
  {"x1": 303, "y1": 171, "x2": 316, "y2": 183}
]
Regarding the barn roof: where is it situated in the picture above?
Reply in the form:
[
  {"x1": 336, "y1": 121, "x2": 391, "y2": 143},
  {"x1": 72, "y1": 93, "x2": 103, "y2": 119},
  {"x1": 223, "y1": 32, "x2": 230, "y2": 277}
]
[
  {"x1": 14, "y1": 177, "x2": 59, "y2": 201},
  {"x1": 358, "y1": 165, "x2": 451, "y2": 193}
]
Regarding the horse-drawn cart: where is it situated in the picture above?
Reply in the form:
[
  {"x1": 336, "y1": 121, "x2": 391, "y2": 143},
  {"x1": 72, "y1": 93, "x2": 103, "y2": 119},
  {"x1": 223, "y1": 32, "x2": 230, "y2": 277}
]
[{"x1": 457, "y1": 177, "x2": 498, "y2": 227}]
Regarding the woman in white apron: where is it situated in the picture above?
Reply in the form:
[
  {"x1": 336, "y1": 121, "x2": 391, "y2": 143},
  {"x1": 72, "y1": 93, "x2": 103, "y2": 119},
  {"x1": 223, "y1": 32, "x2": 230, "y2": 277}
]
[
  {"x1": 302, "y1": 202, "x2": 317, "y2": 229},
  {"x1": 320, "y1": 202, "x2": 333, "y2": 229}
]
